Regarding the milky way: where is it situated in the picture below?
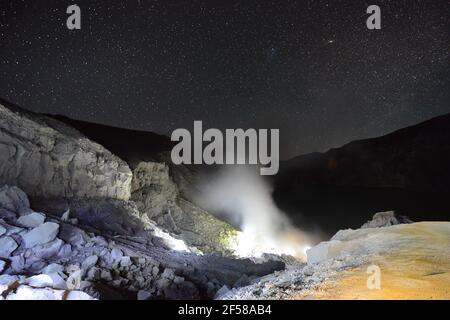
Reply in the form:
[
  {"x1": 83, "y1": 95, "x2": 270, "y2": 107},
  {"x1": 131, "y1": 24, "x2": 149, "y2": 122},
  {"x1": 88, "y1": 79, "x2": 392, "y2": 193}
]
[{"x1": 0, "y1": 0, "x2": 449, "y2": 158}]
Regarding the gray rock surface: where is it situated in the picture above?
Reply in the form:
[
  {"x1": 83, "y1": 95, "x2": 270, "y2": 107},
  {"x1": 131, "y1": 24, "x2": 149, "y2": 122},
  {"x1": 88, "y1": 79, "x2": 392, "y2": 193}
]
[
  {"x1": 21, "y1": 222, "x2": 59, "y2": 248},
  {"x1": 0, "y1": 236, "x2": 18, "y2": 258},
  {"x1": 17, "y1": 212, "x2": 46, "y2": 228},
  {"x1": 130, "y1": 161, "x2": 238, "y2": 255},
  {"x1": 361, "y1": 211, "x2": 413, "y2": 229},
  {"x1": 0, "y1": 102, "x2": 132, "y2": 200}
]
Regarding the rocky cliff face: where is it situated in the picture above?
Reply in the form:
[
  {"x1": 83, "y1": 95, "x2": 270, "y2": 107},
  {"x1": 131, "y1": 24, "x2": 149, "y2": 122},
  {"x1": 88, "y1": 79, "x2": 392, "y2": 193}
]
[
  {"x1": 130, "y1": 162, "x2": 238, "y2": 255},
  {"x1": 0, "y1": 100, "x2": 238, "y2": 256},
  {"x1": 0, "y1": 101, "x2": 132, "y2": 201}
]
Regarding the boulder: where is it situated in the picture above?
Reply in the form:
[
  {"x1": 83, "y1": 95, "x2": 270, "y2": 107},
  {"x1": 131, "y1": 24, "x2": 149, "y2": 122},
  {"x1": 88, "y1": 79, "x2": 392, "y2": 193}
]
[
  {"x1": 25, "y1": 273, "x2": 67, "y2": 290},
  {"x1": 0, "y1": 225, "x2": 5, "y2": 236},
  {"x1": 21, "y1": 222, "x2": 59, "y2": 248},
  {"x1": 17, "y1": 212, "x2": 46, "y2": 228},
  {"x1": 361, "y1": 211, "x2": 413, "y2": 229},
  {"x1": 81, "y1": 255, "x2": 98, "y2": 271},
  {"x1": 0, "y1": 186, "x2": 31, "y2": 215},
  {"x1": 30, "y1": 238, "x2": 64, "y2": 259},
  {"x1": 0, "y1": 102, "x2": 132, "y2": 201},
  {"x1": 40, "y1": 263, "x2": 65, "y2": 276},
  {"x1": 306, "y1": 240, "x2": 341, "y2": 265},
  {"x1": 137, "y1": 290, "x2": 151, "y2": 300},
  {"x1": 0, "y1": 259, "x2": 5, "y2": 273},
  {"x1": 0, "y1": 236, "x2": 18, "y2": 258}
]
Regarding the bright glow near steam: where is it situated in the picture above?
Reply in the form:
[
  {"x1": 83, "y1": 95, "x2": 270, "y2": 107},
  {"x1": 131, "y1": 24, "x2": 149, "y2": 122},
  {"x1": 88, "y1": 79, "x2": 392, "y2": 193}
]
[
  {"x1": 196, "y1": 166, "x2": 315, "y2": 260},
  {"x1": 153, "y1": 228, "x2": 191, "y2": 253}
]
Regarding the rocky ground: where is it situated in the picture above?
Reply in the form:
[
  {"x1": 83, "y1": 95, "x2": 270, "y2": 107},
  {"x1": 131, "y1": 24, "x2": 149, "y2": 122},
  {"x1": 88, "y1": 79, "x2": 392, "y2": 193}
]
[
  {"x1": 220, "y1": 213, "x2": 450, "y2": 300},
  {"x1": 0, "y1": 185, "x2": 284, "y2": 300}
]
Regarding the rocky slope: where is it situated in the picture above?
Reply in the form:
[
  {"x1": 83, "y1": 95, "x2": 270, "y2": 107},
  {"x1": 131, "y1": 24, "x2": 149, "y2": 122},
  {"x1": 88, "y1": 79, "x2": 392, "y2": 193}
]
[
  {"x1": 220, "y1": 215, "x2": 450, "y2": 300},
  {"x1": 0, "y1": 100, "x2": 132, "y2": 200},
  {"x1": 0, "y1": 98, "x2": 238, "y2": 255},
  {"x1": 0, "y1": 185, "x2": 284, "y2": 300}
]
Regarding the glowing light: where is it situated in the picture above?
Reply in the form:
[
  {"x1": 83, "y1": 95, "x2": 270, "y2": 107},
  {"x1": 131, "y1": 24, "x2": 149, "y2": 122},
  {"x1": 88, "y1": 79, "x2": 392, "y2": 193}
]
[
  {"x1": 152, "y1": 228, "x2": 191, "y2": 253},
  {"x1": 232, "y1": 227, "x2": 311, "y2": 260}
]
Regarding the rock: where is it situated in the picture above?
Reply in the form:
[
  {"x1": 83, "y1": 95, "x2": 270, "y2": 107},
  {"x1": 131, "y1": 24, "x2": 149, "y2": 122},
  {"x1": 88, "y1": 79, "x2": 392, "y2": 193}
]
[
  {"x1": 21, "y1": 222, "x2": 59, "y2": 248},
  {"x1": 59, "y1": 224, "x2": 89, "y2": 247},
  {"x1": 61, "y1": 209, "x2": 70, "y2": 222},
  {"x1": 100, "y1": 269, "x2": 112, "y2": 281},
  {"x1": 9, "y1": 255, "x2": 25, "y2": 272},
  {"x1": 137, "y1": 290, "x2": 151, "y2": 300},
  {"x1": 0, "y1": 102, "x2": 132, "y2": 201},
  {"x1": 0, "y1": 225, "x2": 5, "y2": 236},
  {"x1": 119, "y1": 256, "x2": 132, "y2": 268},
  {"x1": 110, "y1": 248, "x2": 123, "y2": 262},
  {"x1": 0, "y1": 236, "x2": 18, "y2": 258},
  {"x1": 58, "y1": 243, "x2": 72, "y2": 259},
  {"x1": 361, "y1": 211, "x2": 413, "y2": 229},
  {"x1": 65, "y1": 290, "x2": 96, "y2": 300},
  {"x1": 81, "y1": 255, "x2": 98, "y2": 271},
  {"x1": 233, "y1": 274, "x2": 251, "y2": 288},
  {"x1": 0, "y1": 186, "x2": 31, "y2": 215},
  {"x1": 0, "y1": 275, "x2": 21, "y2": 294},
  {"x1": 25, "y1": 273, "x2": 67, "y2": 290},
  {"x1": 306, "y1": 240, "x2": 341, "y2": 265},
  {"x1": 40, "y1": 263, "x2": 64, "y2": 276},
  {"x1": 161, "y1": 268, "x2": 175, "y2": 280},
  {"x1": 130, "y1": 161, "x2": 238, "y2": 255},
  {"x1": 0, "y1": 259, "x2": 5, "y2": 273},
  {"x1": 0, "y1": 220, "x2": 23, "y2": 235},
  {"x1": 30, "y1": 239, "x2": 64, "y2": 259},
  {"x1": 17, "y1": 212, "x2": 45, "y2": 228},
  {"x1": 5, "y1": 284, "x2": 94, "y2": 300},
  {"x1": 66, "y1": 266, "x2": 82, "y2": 290},
  {"x1": 86, "y1": 267, "x2": 101, "y2": 280}
]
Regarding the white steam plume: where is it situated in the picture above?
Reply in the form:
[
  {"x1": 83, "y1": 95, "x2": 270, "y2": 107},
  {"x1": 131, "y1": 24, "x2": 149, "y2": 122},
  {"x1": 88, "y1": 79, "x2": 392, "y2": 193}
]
[{"x1": 195, "y1": 166, "x2": 314, "y2": 259}]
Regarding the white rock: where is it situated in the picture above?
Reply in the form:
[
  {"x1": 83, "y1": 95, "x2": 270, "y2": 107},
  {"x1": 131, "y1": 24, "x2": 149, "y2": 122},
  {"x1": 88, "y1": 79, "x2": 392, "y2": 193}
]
[
  {"x1": 0, "y1": 236, "x2": 18, "y2": 258},
  {"x1": 31, "y1": 238, "x2": 64, "y2": 259},
  {"x1": 57, "y1": 243, "x2": 72, "y2": 258},
  {"x1": 6, "y1": 285, "x2": 62, "y2": 300},
  {"x1": 0, "y1": 260, "x2": 5, "y2": 273},
  {"x1": 21, "y1": 222, "x2": 59, "y2": 248},
  {"x1": 61, "y1": 209, "x2": 70, "y2": 222},
  {"x1": 82, "y1": 255, "x2": 98, "y2": 270},
  {"x1": 111, "y1": 248, "x2": 123, "y2": 262},
  {"x1": 137, "y1": 290, "x2": 152, "y2": 300},
  {"x1": 9, "y1": 255, "x2": 25, "y2": 272},
  {"x1": 0, "y1": 220, "x2": 24, "y2": 235},
  {"x1": 119, "y1": 256, "x2": 132, "y2": 268},
  {"x1": 65, "y1": 290, "x2": 95, "y2": 300},
  {"x1": 40, "y1": 263, "x2": 65, "y2": 276},
  {"x1": 17, "y1": 212, "x2": 46, "y2": 228},
  {"x1": 306, "y1": 240, "x2": 341, "y2": 264},
  {"x1": 66, "y1": 267, "x2": 82, "y2": 290},
  {"x1": 0, "y1": 225, "x2": 6, "y2": 236},
  {"x1": 25, "y1": 273, "x2": 67, "y2": 289}
]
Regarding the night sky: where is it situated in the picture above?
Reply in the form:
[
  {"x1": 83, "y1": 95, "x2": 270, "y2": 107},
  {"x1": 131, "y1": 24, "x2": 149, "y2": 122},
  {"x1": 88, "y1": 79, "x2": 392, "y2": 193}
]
[{"x1": 0, "y1": 0, "x2": 449, "y2": 158}]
